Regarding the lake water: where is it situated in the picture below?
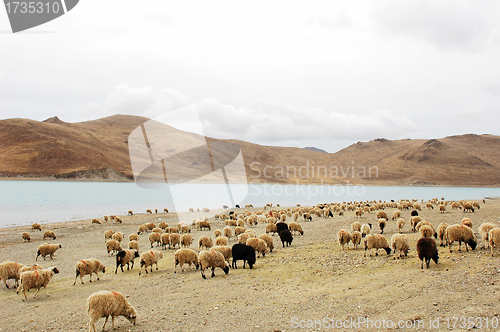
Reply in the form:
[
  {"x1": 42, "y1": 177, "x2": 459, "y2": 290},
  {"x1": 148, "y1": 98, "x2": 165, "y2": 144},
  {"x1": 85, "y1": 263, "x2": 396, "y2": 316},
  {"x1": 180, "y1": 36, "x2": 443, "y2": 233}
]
[{"x1": 0, "y1": 180, "x2": 499, "y2": 228}]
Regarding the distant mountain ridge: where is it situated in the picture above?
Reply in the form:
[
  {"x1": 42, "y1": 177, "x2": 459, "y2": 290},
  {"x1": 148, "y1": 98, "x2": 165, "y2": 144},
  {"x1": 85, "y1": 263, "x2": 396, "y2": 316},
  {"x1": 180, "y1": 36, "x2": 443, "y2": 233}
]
[{"x1": 0, "y1": 115, "x2": 499, "y2": 186}]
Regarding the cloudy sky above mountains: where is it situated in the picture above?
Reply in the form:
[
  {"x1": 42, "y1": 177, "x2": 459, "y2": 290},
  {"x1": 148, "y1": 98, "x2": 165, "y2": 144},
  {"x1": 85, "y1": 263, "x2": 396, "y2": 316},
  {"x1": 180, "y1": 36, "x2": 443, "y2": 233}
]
[{"x1": 1, "y1": 1, "x2": 500, "y2": 152}]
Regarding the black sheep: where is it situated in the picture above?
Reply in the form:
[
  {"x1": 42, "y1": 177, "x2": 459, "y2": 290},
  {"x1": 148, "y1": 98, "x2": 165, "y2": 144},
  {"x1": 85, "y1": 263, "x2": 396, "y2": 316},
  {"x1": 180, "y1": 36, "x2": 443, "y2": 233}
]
[
  {"x1": 231, "y1": 244, "x2": 256, "y2": 269},
  {"x1": 115, "y1": 250, "x2": 139, "y2": 273},
  {"x1": 411, "y1": 210, "x2": 419, "y2": 216},
  {"x1": 416, "y1": 237, "x2": 439, "y2": 269},
  {"x1": 276, "y1": 222, "x2": 288, "y2": 234},
  {"x1": 279, "y1": 229, "x2": 293, "y2": 248}
]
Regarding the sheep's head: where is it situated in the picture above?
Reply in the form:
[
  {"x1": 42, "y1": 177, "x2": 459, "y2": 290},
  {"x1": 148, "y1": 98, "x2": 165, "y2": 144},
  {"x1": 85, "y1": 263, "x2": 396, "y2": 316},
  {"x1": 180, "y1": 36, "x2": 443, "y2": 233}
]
[
  {"x1": 101, "y1": 266, "x2": 106, "y2": 273},
  {"x1": 134, "y1": 250, "x2": 139, "y2": 258},
  {"x1": 384, "y1": 247, "x2": 392, "y2": 255},
  {"x1": 223, "y1": 265, "x2": 229, "y2": 275},
  {"x1": 51, "y1": 267, "x2": 60, "y2": 274},
  {"x1": 125, "y1": 306, "x2": 137, "y2": 326},
  {"x1": 468, "y1": 239, "x2": 477, "y2": 250}
]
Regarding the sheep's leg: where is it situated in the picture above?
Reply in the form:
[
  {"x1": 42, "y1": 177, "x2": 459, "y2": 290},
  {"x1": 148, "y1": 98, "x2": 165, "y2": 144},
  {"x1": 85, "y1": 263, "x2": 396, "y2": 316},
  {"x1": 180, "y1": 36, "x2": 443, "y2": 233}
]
[
  {"x1": 89, "y1": 272, "x2": 93, "y2": 283},
  {"x1": 3, "y1": 281, "x2": 9, "y2": 289},
  {"x1": 111, "y1": 315, "x2": 116, "y2": 330},
  {"x1": 211, "y1": 267, "x2": 216, "y2": 278},
  {"x1": 458, "y1": 241, "x2": 462, "y2": 252},
  {"x1": 33, "y1": 287, "x2": 40, "y2": 298},
  {"x1": 101, "y1": 316, "x2": 109, "y2": 331},
  {"x1": 201, "y1": 269, "x2": 206, "y2": 279},
  {"x1": 44, "y1": 285, "x2": 50, "y2": 297}
]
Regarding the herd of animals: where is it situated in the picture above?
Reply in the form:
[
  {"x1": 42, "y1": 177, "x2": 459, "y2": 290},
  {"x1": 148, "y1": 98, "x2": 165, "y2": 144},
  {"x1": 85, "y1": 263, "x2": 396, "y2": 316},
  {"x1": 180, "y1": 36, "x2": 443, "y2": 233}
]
[{"x1": 0, "y1": 197, "x2": 496, "y2": 331}]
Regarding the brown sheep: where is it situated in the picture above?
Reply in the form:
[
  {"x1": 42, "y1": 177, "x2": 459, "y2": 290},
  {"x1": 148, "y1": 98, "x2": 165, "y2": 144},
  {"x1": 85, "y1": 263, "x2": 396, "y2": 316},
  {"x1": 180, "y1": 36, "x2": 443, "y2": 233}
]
[
  {"x1": 17, "y1": 267, "x2": 59, "y2": 300},
  {"x1": 74, "y1": 258, "x2": 106, "y2": 284},
  {"x1": 87, "y1": 290, "x2": 137, "y2": 332}
]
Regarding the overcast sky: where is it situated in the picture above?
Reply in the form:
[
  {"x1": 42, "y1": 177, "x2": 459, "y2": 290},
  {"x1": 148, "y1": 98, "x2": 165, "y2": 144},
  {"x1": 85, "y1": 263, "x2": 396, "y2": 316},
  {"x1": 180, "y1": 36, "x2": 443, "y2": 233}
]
[{"x1": 1, "y1": 1, "x2": 500, "y2": 152}]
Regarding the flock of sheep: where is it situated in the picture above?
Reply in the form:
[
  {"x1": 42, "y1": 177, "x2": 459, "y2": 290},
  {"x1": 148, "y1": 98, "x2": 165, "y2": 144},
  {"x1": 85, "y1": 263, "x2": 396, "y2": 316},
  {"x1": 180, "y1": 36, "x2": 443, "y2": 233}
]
[{"x1": 0, "y1": 197, "x2": 496, "y2": 331}]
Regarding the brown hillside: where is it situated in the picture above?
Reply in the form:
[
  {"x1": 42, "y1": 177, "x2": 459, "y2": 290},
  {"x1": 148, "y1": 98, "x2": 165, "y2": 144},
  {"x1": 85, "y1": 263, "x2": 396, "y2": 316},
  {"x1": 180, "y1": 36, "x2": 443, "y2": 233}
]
[{"x1": 0, "y1": 115, "x2": 498, "y2": 186}]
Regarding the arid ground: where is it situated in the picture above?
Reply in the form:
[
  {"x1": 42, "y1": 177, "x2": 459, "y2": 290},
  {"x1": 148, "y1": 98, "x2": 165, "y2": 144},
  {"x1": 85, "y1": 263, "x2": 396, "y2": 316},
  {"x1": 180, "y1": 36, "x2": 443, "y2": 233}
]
[{"x1": 1, "y1": 198, "x2": 500, "y2": 332}]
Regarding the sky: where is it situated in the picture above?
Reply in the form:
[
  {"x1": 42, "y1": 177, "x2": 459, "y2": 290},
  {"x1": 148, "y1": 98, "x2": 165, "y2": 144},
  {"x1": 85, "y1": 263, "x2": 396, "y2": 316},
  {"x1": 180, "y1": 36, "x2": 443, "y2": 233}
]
[{"x1": 1, "y1": 1, "x2": 500, "y2": 153}]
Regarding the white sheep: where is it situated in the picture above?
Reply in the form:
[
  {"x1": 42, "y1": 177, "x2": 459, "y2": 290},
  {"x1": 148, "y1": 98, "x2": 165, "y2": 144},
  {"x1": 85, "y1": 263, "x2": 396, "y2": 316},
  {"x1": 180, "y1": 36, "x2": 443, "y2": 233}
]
[
  {"x1": 338, "y1": 229, "x2": 351, "y2": 251},
  {"x1": 377, "y1": 218, "x2": 386, "y2": 234},
  {"x1": 31, "y1": 223, "x2": 42, "y2": 231},
  {"x1": 17, "y1": 267, "x2": 59, "y2": 301},
  {"x1": 36, "y1": 243, "x2": 62, "y2": 260},
  {"x1": 181, "y1": 233, "x2": 193, "y2": 248},
  {"x1": 445, "y1": 224, "x2": 477, "y2": 252},
  {"x1": 106, "y1": 240, "x2": 122, "y2": 256},
  {"x1": 215, "y1": 236, "x2": 229, "y2": 246},
  {"x1": 437, "y1": 223, "x2": 449, "y2": 247},
  {"x1": 410, "y1": 216, "x2": 422, "y2": 232},
  {"x1": 22, "y1": 232, "x2": 31, "y2": 242},
  {"x1": 74, "y1": 258, "x2": 106, "y2": 285},
  {"x1": 213, "y1": 229, "x2": 222, "y2": 238},
  {"x1": 237, "y1": 233, "x2": 249, "y2": 244},
  {"x1": 351, "y1": 231, "x2": 362, "y2": 250},
  {"x1": 43, "y1": 230, "x2": 56, "y2": 240},
  {"x1": 198, "y1": 250, "x2": 230, "y2": 279},
  {"x1": 198, "y1": 236, "x2": 213, "y2": 250},
  {"x1": 223, "y1": 226, "x2": 233, "y2": 240},
  {"x1": 392, "y1": 210, "x2": 401, "y2": 220},
  {"x1": 479, "y1": 222, "x2": 498, "y2": 249},
  {"x1": 87, "y1": 290, "x2": 137, "y2": 332},
  {"x1": 139, "y1": 250, "x2": 163, "y2": 275},
  {"x1": 174, "y1": 248, "x2": 199, "y2": 273},
  {"x1": 169, "y1": 233, "x2": 181, "y2": 249},
  {"x1": 129, "y1": 240, "x2": 139, "y2": 251},
  {"x1": 361, "y1": 223, "x2": 372, "y2": 237},
  {"x1": 0, "y1": 261, "x2": 24, "y2": 288},
  {"x1": 210, "y1": 245, "x2": 233, "y2": 263},
  {"x1": 489, "y1": 228, "x2": 500, "y2": 256},
  {"x1": 246, "y1": 238, "x2": 268, "y2": 257},
  {"x1": 112, "y1": 232, "x2": 124, "y2": 243},
  {"x1": 258, "y1": 234, "x2": 274, "y2": 252},
  {"x1": 128, "y1": 233, "x2": 138, "y2": 242},
  {"x1": 289, "y1": 222, "x2": 304, "y2": 235},
  {"x1": 363, "y1": 234, "x2": 391, "y2": 257},
  {"x1": 397, "y1": 218, "x2": 405, "y2": 234},
  {"x1": 265, "y1": 223, "x2": 277, "y2": 235},
  {"x1": 419, "y1": 225, "x2": 435, "y2": 239},
  {"x1": 390, "y1": 234, "x2": 409, "y2": 259},
  {"x1": 351, "y1": 221, "x2": 361, "y2": 233}
]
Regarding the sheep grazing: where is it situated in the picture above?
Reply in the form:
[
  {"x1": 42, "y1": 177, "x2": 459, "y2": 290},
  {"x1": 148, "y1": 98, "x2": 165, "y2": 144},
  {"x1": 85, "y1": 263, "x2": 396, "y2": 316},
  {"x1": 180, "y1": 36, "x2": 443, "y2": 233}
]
[
  {"x1": 169, "y1": 233, "x2": 181, "y2": 249},
  {"x1": 276, "y1": 222, "x2": 288, "y2": 234},
  {"x1": 92, "y1": 218, "x2": 101, "y2": 225},
  {"x1": 139, "y1": 250, "x2": 163, "y2": 275},
  {"x1": 158, "y1": 222, "x2": 168, "y2": 230},
  {"x1": 246, "y1": 238, "x2": 268, "y2": 257},
  {"x1": 0, "y1": 261, "x2": 24, "y2": 288},
  {"x1": 416, "y1": 237, "x2": 439, "y2": 269},
  {"x1": 391, "y1": 210, "x2": 401, "y2": 221},
  {"x1": 36, "y1": 243, "x2": 62, "y2": 261},
  {"x1": 489, "y1": 228, "x2": 500, "y2": 256},
  {"x1": 111, "y1": 232, "x2": 124, "y2": 243},
  {"x1": 397, "y1": 218, "x2": 405, "y2": 233},
  {"x1": 74, "y1": 258, "x2": 106, "y2": 284},
  {"x1": 419, "y1": 225, "x2": 436, "y2": 239},
  {"x1": 213, "y1": 229, "x2": 222, "y2": 238},
  {"x1": 223, "y1": 226, "x2": 233, "y2": 240},
  {"x1": 18, "y1": 264, "x2": 43, "y2": 276},
  {"x1": 114, "y1": 217, "x2": 123, "y2": 224},
  {"x1": 174, "y1": 248, "x2": 199, "y2": 273},
  {"x1": 410, "y1": 216, "x2": 422, "y2": 233},
  {"x1": 411, "y1": 209, "x2": 419, "y2": 216},
  {"x1": 106, "y1": 240, "x2": 122, "y2": 256},
  {"x1": 104, "y1": 216, "x2": 109, "y2": 222},
  {"x1": 137, "y1": 224, "x2": 146, "y2": 235},
  {"x1": 289, "y1": 222, "x2": 304, "y2": 235},
  {"x1": 445, "y1": 224, "x2": 477, "y2": 253},
  {"x1": 128, "y1": 210, "x2": 133, "y2": 215},
  {"x1": 244, "y1": 229, "x2": 256, "y2": 239},
  {"x1": 165, "y1": 226, "x2": 179, "y2": 234},
  {"x1": 199, "y1": 220, "x2": 211, "y2": 231},
  {"x1": 303, "y1": 213, "x2": 312, "y2": 221},
  {"x1": 234, "y1": 226, "x2": 246, "y2": 237},
  {"x1": 351, "y1": 231, "x2": 362, "y2": 250},
  {"x1": 22, "y1": 232, "x2": 31, "y2": 242},
  {"x1": 377, "y1": 219, "x2": 386, "y2": 234},
  {"x1": 32, "y1": 223, "x2": 42, "y2": 231},
  {"x1": 391, "y1": 234, "x2": 409, "y2": 259},
  {"x1": 238, "y1": 233, "x2": 249, "y2": 244},
  {"x1": 198, "y1": 236, "x2": 213, "y2": 250},
  {"x1": 127, "y1": 233, "x2": 138, "y2": 242},
  {"x1": 149, "y1": 232, "x2": 161, "y2": 248},
  {"x1": 152, "y1": 227, "x2": 162, "y2": 234},
  {"x1": 376, "y1": 211, "x2": 388, "y2": 220},
  {"x1": 265, "y1": 223, "x2": 278, "y2": 235},
  {"x1": 146, "y1": 209, "x2": 153, "y2": 214},
  {"x1": 160, "y1": 233, "x2": 170, "y2": 250},
  {"x1": 215, "y1": 236, "x2": 229, "y2": 246},
  {"x1": 437, "y1": 223, "x2": 449, "y2": 247},
  {"x1": 17, "y1": 267, "x2": 59, "y2": 301},
  {"x1": 104, "y1": 230, "x2": 114, "y2": 241},
  {"x1": 461, "y1": 218, "x2": 473, "y2": 229},
  {"x1": 43, "y1": 230, "x2": 56, "y2": 240},
  {"x1": 210, "y1": 245, "x2": 233, "y2": 264},
  {"x1": 361, "y1": 223, "x2": 372, "y2": 237},
  {"x1": 363, "y1": 234, "x2": 391, "y2": 257},
  {"x1": 479, "y1": 222, "x2": 498, "y2": 249},
  {"x1": 181, "y1": 234, "x2": 193, "y2": 248},
  {"x1": 351, "y1": 221, "x2": 361, "y2": 233},
  {"x1": 258, "y1": 234, "x2": 274, "y2": 252},
  {"x1": 337, "y1": 229, "x2": 351, "y2": 251},
  {"x1": 128, "y1": 240, "x2": 139, "y2": 251},
  {"x1": 115, "y1": 250, "x2": 139, "y2": 274},
  {"x1": 198, "y1": 250, "x2": 230, "y2": 279},
  {"x1": 439, "y1": 205, "x2": 446, "y2": 213},
  {"x1": 180, "y1": 225, "x2": 191, "y2": 234},
  {"x1": 232, "y1": 243, "x2": 256, "y2": 269},
  {"x1": 279, "y1": 229, "x2": 293, "y2": 248},
  {"x1": 87, "y1": 290, "x2": 137, "y2": 332}
]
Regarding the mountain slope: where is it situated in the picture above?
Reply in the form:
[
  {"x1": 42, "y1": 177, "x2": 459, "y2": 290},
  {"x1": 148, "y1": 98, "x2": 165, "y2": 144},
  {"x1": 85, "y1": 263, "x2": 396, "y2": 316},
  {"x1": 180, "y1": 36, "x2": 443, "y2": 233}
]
[{"x1": 0, "y1": 115, "x2": 499, "y2": 186}]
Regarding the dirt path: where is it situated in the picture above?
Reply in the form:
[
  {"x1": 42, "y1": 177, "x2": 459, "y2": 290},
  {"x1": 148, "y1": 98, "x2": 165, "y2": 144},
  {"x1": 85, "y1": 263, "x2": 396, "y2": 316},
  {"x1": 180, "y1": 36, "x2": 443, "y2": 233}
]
[{"x1": 1, "y1": 200, "x2": 499, "y2": 331}]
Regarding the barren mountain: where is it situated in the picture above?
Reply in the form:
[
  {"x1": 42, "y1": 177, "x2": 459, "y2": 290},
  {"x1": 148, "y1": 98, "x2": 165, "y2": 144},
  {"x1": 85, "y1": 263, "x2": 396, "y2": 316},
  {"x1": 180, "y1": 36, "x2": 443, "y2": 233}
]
[{"x1": 0, "y1": 115, "x2": 498, "y2": 186}]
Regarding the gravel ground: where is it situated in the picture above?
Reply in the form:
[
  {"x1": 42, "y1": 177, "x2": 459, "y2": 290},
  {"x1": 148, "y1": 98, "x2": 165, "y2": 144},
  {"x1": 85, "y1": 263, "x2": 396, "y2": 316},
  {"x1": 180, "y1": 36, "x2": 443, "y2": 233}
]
[{"x1": 1, "y1": 199, "x2": 500, "y2": 332}]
